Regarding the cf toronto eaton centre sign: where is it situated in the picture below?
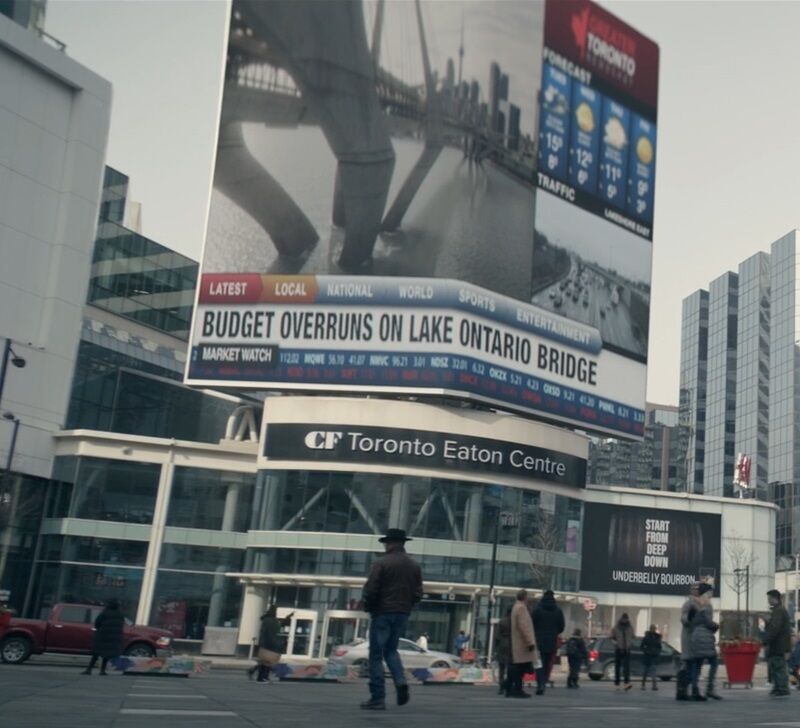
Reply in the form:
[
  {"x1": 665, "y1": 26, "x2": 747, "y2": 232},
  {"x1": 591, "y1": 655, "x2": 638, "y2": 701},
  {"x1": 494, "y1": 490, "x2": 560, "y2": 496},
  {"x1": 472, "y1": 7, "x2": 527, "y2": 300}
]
[{"x1": 263, "y1": 424, "x2": 586, "y2": 488}]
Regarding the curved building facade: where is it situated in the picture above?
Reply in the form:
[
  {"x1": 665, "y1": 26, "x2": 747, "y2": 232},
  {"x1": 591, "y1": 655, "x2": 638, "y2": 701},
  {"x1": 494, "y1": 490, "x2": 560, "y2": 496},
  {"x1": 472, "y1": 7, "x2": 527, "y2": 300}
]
[{"x1": 28, "y1": 396, "x2": 775, "y2": 661}]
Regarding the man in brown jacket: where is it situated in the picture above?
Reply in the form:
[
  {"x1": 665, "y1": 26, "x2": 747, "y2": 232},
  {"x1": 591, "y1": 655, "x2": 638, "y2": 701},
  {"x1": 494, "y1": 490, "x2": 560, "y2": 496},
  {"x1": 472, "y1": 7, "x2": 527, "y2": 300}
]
[
  {"x1": 361, "y1": 529, "x2": 424, "y2": 711},
  {"x1": 507, "y1": 589, "x2": 536, "y2": 698}
]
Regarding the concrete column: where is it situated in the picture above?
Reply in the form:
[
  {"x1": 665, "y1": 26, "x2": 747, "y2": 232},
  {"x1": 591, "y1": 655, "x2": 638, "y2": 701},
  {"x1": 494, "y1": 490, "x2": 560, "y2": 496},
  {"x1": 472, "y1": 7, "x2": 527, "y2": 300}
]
[
  {"x1": 464, "y1": 490, "x2": 483, "y2": 542},
  {"x1": 239, "y1": 583, "x2": 269, "y2": 646},
  {"x1": 207, "y1": 481, "x2": 242, "y2": 626},
  {"x1": 135, "y1": 457, "x2": 174, "y2": 625},
  {"x1": 388, "y1": 480, "x2": 410, "y2": 530},
  {"x1": 221, "y1": 481, "x2": 241, "y2": 532}
]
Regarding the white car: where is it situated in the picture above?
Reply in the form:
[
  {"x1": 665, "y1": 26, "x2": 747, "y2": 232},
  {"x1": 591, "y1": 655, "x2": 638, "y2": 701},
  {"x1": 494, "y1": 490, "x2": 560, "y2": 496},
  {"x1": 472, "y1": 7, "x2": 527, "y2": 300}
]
[{"x1": 329, "y1": 638, "x2": 461, "y2": 676}]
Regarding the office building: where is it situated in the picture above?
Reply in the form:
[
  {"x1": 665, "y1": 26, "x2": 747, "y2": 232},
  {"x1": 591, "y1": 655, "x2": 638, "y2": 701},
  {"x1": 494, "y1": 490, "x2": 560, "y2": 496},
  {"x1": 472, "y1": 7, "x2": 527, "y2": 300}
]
[
  {"x1": 588, "y1": 403, "x2": 680, "y2": 492},
  {"x1": 0, "y1": 12, "x2": 110, "y2": 609},
  {"x1": 680, "y1": 233, "x2": 800, "y2": 621}
]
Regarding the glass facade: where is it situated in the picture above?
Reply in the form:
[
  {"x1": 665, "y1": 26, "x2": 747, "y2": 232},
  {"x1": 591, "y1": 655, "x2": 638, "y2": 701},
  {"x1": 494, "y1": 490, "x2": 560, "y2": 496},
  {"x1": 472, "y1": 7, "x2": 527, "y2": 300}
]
[
  {"x1": 100, "y1": 166, "x2": 128, "y2": 224},
  {"x1": 0, "y1": 472, "x2": 47, "y2": 614},
  {"x1": 48, "y1": 456, "x2": 160, "y2": 524},
  {"x1": 679, "y1": 290, "x2": 709, "y2": 493},
  {"x1": 251, "y1": 469, "x2": 583, "y2": 591},
  {"x1": 680, "y1": 231, "x2": 800, "y2": 559},
  {"x1": 88, "y1": 219, "x2": 197, "y2": 340},
  {"x1": 588, "y1": 404, "x2": 680, "y2": 491},
  {"x1": 734, "y1": 252, "x2": 770, "y2": 498},
  {"x1": 704, "y1": 272, "x2": 738, "y2": 497},
  {"x1": 67, "y1": 343, "x2": 253, "y2": 444},
  {"x1": 167, "y1": 467, "x2": 255, "y2": 532},
  {"x1": 768, "y1": 233, "x2": 800, "y2": 558}
]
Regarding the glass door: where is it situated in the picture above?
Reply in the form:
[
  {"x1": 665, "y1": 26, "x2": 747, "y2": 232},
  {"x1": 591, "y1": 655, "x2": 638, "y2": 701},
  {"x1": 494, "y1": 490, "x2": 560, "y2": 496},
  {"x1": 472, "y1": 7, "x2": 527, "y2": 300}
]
[
  {"x1": 319, "y1": 609, "x2": 369, "y2": 658},
  {"x1": 276, "y1": 608, "x2": 318, "y2": 658}
]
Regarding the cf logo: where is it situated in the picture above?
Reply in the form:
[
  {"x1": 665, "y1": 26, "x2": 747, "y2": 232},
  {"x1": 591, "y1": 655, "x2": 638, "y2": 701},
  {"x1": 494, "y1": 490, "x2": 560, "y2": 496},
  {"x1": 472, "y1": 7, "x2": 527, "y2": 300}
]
[{"x1": 304, "y1": 431, "x2": 344, "y2": 450}]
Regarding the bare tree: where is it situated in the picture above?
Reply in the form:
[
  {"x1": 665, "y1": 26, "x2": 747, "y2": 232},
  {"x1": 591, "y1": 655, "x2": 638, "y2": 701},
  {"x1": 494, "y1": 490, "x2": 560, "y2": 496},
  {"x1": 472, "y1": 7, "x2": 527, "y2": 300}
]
[
  {"x1": 724, "y1": 531, "x2": 759, "y2": 638},
  {"x1": 529, "y1": 511, "x2": 561, "y2": 590}
]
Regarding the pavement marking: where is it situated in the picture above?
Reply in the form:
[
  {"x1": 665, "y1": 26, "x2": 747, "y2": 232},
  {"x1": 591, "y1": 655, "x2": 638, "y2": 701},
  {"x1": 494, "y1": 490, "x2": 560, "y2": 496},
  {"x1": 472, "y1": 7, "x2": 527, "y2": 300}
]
[
  {"x1": 128, "y1": 694, "x2": 207, "y2": 699},
  {"x1": 120, "y1": 709, "x2": 237, "y2": 716},
  {"x1": 571, "y1": 707, "x2": 645, "y2": 711}
]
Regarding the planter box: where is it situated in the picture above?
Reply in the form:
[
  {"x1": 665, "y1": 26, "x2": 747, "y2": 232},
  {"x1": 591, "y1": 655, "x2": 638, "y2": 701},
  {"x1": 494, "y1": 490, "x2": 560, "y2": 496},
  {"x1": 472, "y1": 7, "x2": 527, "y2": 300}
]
[{"x1": 720, "y1": 642, "x2": 760, "y2": 687}]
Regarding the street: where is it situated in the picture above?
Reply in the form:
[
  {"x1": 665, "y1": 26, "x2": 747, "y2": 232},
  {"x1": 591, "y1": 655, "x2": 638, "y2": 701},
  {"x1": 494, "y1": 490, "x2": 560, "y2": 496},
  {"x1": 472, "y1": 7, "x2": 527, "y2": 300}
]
[
  {"x1": 532, "y1": 253, "x2": 647, "y2": 357},
  {"x1": 1, "y1": 662, "x2": 798, "y2": 728}
]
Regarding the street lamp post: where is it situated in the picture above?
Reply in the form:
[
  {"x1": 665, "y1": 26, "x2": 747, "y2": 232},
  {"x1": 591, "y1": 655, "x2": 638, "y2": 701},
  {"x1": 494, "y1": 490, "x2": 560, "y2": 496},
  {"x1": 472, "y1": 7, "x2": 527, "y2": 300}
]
[
  {"x1": 795, "y1": 553, "x2": 800, "y2": 631},
  {"x1": 0, "y1": 339, "x2": 26, "y2": 408},
  {"x1": 0, "y1": 412, "x2": 21, "y2": 592},
  {"x1": 483, "y1": 506, "x2": 501, "y2": 665},
  {"x1": 3, "y1": 412, "x2": 20, "y2": 476}
]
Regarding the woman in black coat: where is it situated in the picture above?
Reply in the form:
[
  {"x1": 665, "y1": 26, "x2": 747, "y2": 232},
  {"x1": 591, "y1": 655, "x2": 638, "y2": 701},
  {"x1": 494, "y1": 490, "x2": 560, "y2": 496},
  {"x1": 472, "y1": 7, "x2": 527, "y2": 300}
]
[
  {"x1": 82, "y1": 600, "x2": 125, "y2": 675},
  {"x1": 247, "y1": 605, "x2": 291, "y2": 683}
]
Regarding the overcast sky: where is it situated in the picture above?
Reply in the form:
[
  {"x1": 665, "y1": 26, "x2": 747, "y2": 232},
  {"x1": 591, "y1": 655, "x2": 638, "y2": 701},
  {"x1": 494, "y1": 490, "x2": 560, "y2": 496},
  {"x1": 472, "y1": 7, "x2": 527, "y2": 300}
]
[{"x1": 46, "y1": 0, "x2": 800, "y2": 407}]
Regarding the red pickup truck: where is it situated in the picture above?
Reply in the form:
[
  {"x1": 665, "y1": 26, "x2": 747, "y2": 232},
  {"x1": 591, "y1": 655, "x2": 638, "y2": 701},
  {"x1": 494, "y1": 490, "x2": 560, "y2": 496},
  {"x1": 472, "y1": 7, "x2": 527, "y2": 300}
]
[{"x1": 0, "y1": 603, "x2": 173, "y2": 664}]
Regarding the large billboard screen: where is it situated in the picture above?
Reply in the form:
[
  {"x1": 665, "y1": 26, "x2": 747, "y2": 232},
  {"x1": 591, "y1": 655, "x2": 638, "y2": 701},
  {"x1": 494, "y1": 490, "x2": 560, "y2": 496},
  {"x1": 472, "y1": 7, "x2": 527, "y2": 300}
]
[
  {"x1": 186, "y1": 0, "x2": 658, "y2": 438},
  {"x1": 580, "y1": 503, "x2": 721, "y2": 596}
]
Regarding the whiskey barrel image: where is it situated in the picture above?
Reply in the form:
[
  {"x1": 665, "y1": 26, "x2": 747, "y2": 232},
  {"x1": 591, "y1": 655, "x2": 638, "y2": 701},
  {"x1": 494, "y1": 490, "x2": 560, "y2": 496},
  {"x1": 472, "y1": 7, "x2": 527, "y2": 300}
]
[{"x1": 607, "y1": 512, "x2": 705, "y2": 574}]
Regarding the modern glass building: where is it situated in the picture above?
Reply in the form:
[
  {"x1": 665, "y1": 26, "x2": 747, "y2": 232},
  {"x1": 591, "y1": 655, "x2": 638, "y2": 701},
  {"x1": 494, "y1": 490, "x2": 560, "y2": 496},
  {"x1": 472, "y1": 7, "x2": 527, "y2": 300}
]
[
  {"x1": 680, "y1": 231, "x2": 800, "y2": 565},
  {"x1": 703, "y1": 272, "x2": 738, "y2": 498},
  {"x1": 735, "y1": 252, "x2": 770, "y2": 499},
  {"x1": 588, "y1": 404, "x2": 681, "y2": 492},
  {"x1": 678, "y1": 290, "x2": 709, "y2": 493}
]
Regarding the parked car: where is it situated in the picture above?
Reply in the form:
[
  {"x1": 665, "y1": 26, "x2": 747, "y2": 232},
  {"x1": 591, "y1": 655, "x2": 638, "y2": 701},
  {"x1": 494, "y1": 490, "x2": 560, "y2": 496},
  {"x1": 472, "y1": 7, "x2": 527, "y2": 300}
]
[
  {"x1": 586, "y1": 635, "x2": 680, "y2": 681},
  {"x1": 329, "y1": 638, "x2": 461, "y2": 676},
  {"x1": 0, "y1": 603, "x2": 173, "y2": 665}
]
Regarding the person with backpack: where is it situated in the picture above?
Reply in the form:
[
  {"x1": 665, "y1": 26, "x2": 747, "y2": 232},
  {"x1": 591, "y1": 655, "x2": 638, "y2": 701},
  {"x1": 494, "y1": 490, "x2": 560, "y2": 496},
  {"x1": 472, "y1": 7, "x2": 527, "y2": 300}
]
[
  {"x1": 640, "y1": 624, "x2": 662, "y2": 690},
  {"x1": 565, "y1": 628, "x2": 588, "y2": 688}
]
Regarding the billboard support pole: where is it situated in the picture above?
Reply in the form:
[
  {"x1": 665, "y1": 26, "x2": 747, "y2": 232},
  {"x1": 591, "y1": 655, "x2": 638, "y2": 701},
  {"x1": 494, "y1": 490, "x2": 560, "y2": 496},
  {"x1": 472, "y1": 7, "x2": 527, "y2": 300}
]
[{"x1": 483, "y1": 509, "x2": 500, "y2": 666}]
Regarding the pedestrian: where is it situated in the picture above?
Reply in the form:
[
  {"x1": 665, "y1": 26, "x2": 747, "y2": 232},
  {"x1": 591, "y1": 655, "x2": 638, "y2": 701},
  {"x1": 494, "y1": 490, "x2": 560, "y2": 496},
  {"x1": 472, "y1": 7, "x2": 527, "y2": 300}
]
[
  {"x1": 360, "y1": 528, "x2": 423, "y2": 711},
  {"x1": 677, "y1": 582, "x2": 700, "y2": 701},
  {"x1": 454, "y1": 630, "x2": 470, "y2": 657},
  {"x1": 689, "y1": 583, "x2": 721, "y2": 701},
  {"x1": 81, "y1": 600, "x2": 124, "y2": 675},
  {"x1": 788, "y1": 637, "x2": 800, "y2": 690},
  {"x1": 565, "y1": 628, "x2": 588, "y2": 688},
  {"x1": 507, "y1": 589, "x2": 536, "y2": 698},
  {"x1": 416, "y1": 633, "x2": 428, "y2": 651},
  {"x1": 495, "y1": 606, "x2": 513, "y2": 695},
  {"x1": 532, "y1": 589, "x2": 564, "y2": 695},
  {"x1": 763, "y1": 589, "x2": 792, "y2": 698},
  {"x1": 247, "y1": 605, "x2": 287, "y2": 683},
  {"x1": 640, "y1": 624, "x2": 662, "y2": 690},
  {"x1": 610, "y1": 613, "x2": 634, "y2": 691}
]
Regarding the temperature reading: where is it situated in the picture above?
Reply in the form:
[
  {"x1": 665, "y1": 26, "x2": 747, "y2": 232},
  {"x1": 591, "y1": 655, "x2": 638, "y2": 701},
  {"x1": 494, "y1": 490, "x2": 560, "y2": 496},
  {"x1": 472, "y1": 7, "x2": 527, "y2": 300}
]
[{"x1": 546, "y1": 132, "x2": 564, "y2": 152}]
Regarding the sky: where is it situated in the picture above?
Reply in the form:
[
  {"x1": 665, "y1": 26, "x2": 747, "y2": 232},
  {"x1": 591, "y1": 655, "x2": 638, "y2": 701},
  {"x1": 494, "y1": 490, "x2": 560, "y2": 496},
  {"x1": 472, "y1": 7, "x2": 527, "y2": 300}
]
[{"x1": 45, "y1": 0, "x2": 800, "y2": 407}]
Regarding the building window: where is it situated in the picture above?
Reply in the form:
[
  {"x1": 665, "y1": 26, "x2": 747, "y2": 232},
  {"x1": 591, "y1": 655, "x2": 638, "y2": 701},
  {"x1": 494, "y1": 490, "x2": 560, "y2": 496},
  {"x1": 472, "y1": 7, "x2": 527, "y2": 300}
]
[
  {"x1": 51, "y1": 456, "x2": 160, "y2": 525},
  {"x1": 149, "y1": 571, "x2": 242, "y2": 639},
  {"x1": 31, "y1": 562, "x2": 144, "y2": 620},
  {"x1": 166, "y1": 468, "x2": 255, "y2": 532}
]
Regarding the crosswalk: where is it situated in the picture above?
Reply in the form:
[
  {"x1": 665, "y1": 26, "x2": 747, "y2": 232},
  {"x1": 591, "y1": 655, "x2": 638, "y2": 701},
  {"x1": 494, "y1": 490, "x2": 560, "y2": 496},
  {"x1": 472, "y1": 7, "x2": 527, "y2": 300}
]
[{"x1": 118, "y1": 677, "x2": 243, "y2": 723}]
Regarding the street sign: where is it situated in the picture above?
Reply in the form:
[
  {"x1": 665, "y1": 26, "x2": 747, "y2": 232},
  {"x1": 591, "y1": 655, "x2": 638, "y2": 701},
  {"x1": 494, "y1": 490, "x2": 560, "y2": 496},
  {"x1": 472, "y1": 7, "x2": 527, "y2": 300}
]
[{"x1": 582, "y1": 597, "x2": 598, "y2": 612}]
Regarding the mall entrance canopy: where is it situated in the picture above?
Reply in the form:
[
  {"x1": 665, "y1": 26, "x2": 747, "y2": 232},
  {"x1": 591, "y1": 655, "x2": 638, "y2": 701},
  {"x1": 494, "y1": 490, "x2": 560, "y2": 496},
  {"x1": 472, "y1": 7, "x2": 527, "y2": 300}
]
[{"x1": 229, "y1": 572, "x2": 585, "y2": 659}]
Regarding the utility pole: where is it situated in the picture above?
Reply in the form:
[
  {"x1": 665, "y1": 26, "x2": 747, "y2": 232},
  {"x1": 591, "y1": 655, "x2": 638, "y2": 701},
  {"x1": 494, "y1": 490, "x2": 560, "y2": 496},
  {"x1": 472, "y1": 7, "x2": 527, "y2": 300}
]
[{"x1": 483, "y1": 506, "x2": 500, "y2": 665}]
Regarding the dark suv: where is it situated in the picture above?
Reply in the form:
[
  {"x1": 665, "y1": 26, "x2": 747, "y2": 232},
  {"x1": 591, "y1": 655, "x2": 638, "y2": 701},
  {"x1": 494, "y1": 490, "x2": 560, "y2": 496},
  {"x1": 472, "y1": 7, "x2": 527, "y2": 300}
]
[{"x1": 587, "y1": 635, "x2": 681, "y2": 681}]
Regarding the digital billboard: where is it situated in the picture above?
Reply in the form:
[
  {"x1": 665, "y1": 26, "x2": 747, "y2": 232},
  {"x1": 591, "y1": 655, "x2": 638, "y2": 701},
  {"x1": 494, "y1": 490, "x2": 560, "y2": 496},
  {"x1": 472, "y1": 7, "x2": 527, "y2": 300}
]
[
  {"x1": 186, "y1": 0, "x2": 659, "y2": 438},
  {"x1": 581, "y1": 503, "x2": 721, "y2": 597}
]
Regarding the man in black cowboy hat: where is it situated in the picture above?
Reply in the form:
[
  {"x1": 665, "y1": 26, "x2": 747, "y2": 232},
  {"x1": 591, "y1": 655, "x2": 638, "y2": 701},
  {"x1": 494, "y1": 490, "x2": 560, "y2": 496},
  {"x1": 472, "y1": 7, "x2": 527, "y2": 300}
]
[{"x1": 360, "y1": 528, "x2": 424, "y2": 711}]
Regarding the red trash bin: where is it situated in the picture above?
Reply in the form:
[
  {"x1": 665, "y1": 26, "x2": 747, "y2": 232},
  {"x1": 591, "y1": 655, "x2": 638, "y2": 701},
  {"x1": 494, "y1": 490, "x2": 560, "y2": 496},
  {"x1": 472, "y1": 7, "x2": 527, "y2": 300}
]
[{"x1": 720, "y1": 641, "x2": 760, "y2": 688}]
